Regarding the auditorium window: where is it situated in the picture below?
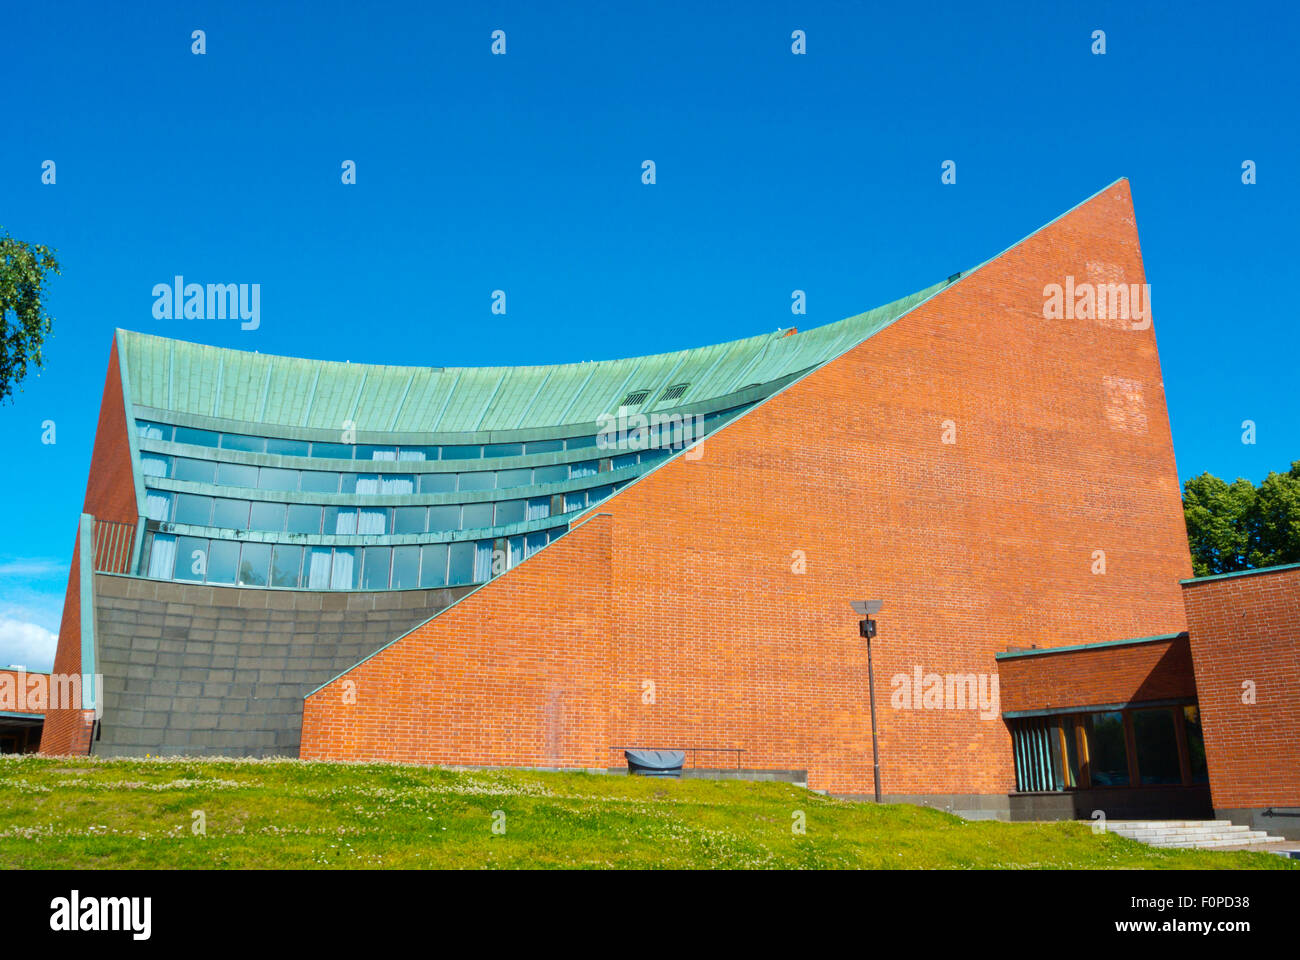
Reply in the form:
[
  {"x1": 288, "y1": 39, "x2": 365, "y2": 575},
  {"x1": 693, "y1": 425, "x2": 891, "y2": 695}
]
[
  {"x1": 393, "y1": 506, "x2": 427, "y2": 534},
  {"x1": 310, "y1": 441, "x2": 352, "y2": 459},
  {"x1": 221, "y1": 433, "x2": 265, "y2": 453},
  {"x1": 357, "y1": 445, "x2": 397, "y2": 461},
  {"x1": 1083, "y1": 712, "x2": 1129, "y2": 786},
  {"x1": 330, "y1": 548, "x2": 356, "y2": 589},
  {"x1": 566, "y1": 435, "x2": 598, "y2": 450},
  {"x1": 494, "y1": 499, "x2": 526, "y2": 525},
  {"x1": 442, "y1": 445, "x2": 481, "y2": 460},
  {"x1": 459, "y1": 471, "x2": 496, "y2": 492},
  {"x1": 238, "y1": 543, "x2": 272, "y2": 587},
  {"x1": 173, "y1": 426, "x2": 220, "y2": 448},
  {"x1": 250, "y1": 501, "x2": 286, "y2": 533},
  {"x1": 399, "y1": 446, "x2": 435, "y2": 462},
  {"x1": 428, "y1": 505, "x2": 460, "y2": 532},
  {"x1": 174, "y1": 494, "x2": 213, "y2": 526},
  {"x1": 136, "y1": 420, "x2": 174, "y2": 441},
  {"x1": 564, "y1": 491, "x2": 587, "y2": 513},
  {"x1": 390, "y1": 545, "x2": 421, "y2": 588},
  {"x1": 448, "y1": 541, "x2": 476, "y2": 583},
  {"x1": 300, "y1": 470, "x2": 340, "y2": 493},
  {"x1": 140, "y1": 453, "x2": 171, "y2": 478},
  {"x1": 462, "y1": 503, "x2": 493, "y2": 529},
  {"x1": 526, "y1": 497, "x2": 549, "y2": 521},
  {"x1": 533, "y1": 464, "x2": 568, "y2": 484},
  {"x1": 360, "y1": 547, "x2": 391, "y2": 589},
  {"x1": 145, "y1": 491, "x2": 172, "y2": 523},
  {"x1": 1183, "y1": 706, "x2": 1209, "y2": 783},
  {"x1": 420, "y1": 544, "x2": 449, "y2": 587},
  {"x1": 206, "y1": 540, "x2": 240, "y2": 584},
  {"x1": 271, "y1": 545, "x2": 303, "y2": 588},
  {"x1": 524, "y1": 439, "x2": 563, "y2": 454},
  {"x1": 265, "y1": 437, "x2": 310, "y2": 457},
  {"x1": 1133, "y1": 708, "x2": 1182, "y2": 785},
  {"x1": 286, "y1": 504, "x2": 322, "y2": 534},
  {"x1": 420, "y1": 473, "x2": 456, "y2": 494},
  {"x1": 358, "y1": 507, "x2": 389, "y2": 535},
  {"x1": 174, "y1": 537, "x2": 208, "y2": 582},
  {"x1": 217, "y1": 462, "x2": 259, "y2": 488},
  {"x1": 212, "y1": 497, "x2": 250, "y2": 530},
  {"x1": 173, "y1": 457, "x2": 216, "y2": 484},
  {"x1": 484, "y1": 443, "x2": 523, "y2": 458},
  {"x1": 569, "y1": 460, "x2": 598, "y2": 479},
  {"x1": 497, "y1": 468, "x2": 532, "y2": 488},
  {"x1": 258, "y1": 467, "x2": 299, "y2": 492},
  {"x1": 146, "y1": 533, "x2": 177, "y2": 578}
]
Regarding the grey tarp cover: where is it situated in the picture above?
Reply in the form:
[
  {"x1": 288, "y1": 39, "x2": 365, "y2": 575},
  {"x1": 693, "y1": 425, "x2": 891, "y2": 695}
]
[{"x1": 625, "y1": 749, "x2": 685, "y2": 775}]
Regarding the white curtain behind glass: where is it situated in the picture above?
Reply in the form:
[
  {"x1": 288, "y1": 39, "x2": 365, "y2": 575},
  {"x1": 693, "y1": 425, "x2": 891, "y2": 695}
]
[
  {"x1": 147, "y1": 534, "x2": 176, "y2": 578},
  {"x1": 473, "y1": 541, "x2": 493, "y2": 582},
  {"x1": 331, "y1": 550, "x2": 355, "y2": 589},
  {"x1": 145, "y1": 492, "x2": 171, "y2": 522},
  {"x1": 358, "y1": 508, "x2": 387, "y2": 535},
  {"x1": 307, "y1": 549, "x2": 332, "y2": 588}
]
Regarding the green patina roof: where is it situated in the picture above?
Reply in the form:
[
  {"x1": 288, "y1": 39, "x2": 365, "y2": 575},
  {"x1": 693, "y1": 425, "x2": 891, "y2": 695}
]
[{"x1": 117, "y1": 277, "x2": 951, "y2": 435}]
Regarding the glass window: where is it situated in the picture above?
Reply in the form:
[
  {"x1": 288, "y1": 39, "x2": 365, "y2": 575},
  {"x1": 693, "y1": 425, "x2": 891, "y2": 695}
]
[
  {"x1": 271, "y1": 545, "x2": 303, "y2": 588},
  {"x1": 587, "y1": 484, "x2": 614, "y2": 505},
  {"x1": 358, "y1": 507, "x2": 389, "y2": 535},
  {"x1": 337, "y1": 472, "x2": 358, "y2": 494},
  {"x1": 300, "y1": 470, "x2": 339, "y2": 493},
  {"x1": 174, "y1": 494, "x2": 213, "y2": 526},
  {"x1": 306, "y1": 548, "x2": 332, "y2": 589},
  {"x1": 286, "y1": 504, "x2": 321, "y2": 535},
  {"x1": 564, "y1": 491, "x2": 587, "y2": 512},
  {"x1": 381, "y1": 474, "x2": 414, "y2": 496},
  {"x1": 310, "y1": 442, "x2": 353, "y2": 459},
  {"x1": 419, "y1": 544, "x2": 448, "y2": 587},
  {"x1": 330, "y1": 548, "x2": 356, "y2": 589},
  {"x1": 428, "y1": 505, "x2": 460, "y2": 531},
  {"x1": 398, "y1": 446, "x2": 435, "y2": 462},
  {"x1": 393, "y1": 506, "x2": 427, "y2": 534},
  {"x1": 212, "y1": 497, "x2": 249, "y2": 529},
  {"x1": 174, "y1": 426, "x2": 220, "y2": 448},
  {"x1": 361, "y1": 547, "x2": 391, "y2": 590},
  {"x1": 145, "y1": 491, "x2": 172, "y2": 522},
  {"x1": 566, "y1": 435, "x2": 598, "y2": 450},
  {"x1": 1133, "y1": 708, "x2": 1181, "y2": 785},
  {"x1": 205, "y1": 539, "x2": 239, "y2": 584},
  {"x1": 1084, "y1": 712, "x2": 1130, "y2": 786},
  {"x1": 448, "y1": 542, "x2": 476, "y2": 584},
  {"x1": 524, "y1": 439, "x2": 563, "y2": 454},
  {"x1": 569, "y1": 461, "x2": 598, "y2": 479},
  {"x1": 497, "y1": 468, "x2": 532, "y2": 488},
  {"x1": 420, "y1": 473, "x2": 456, "y2": 494},
  {"x1": 216, "y1": 462, "x2": 259, "y2": 488},
  {"x1": 533, "y1": 464, "x2": 567, "y2": 484},
  {"x1": 174, "y1": 536, "x2": 209, "y2": 582},
  {"x1": 140, "y1": 453, "x2": 171, "y2": 478},
  {"x1": 136, "y1": 420, "x2": 174, "y2": 442},
  {"x1": 258, "y1": 467, "x2": 299, "y2": 492},
  {"x1": 613, "y1": 453, "x2": 637, "y2": 470},
  {"x1": 331, "y1": 507, "x2": 358, "y2": 535},
  {"x1": 221, "y1": 433, "x2": 265, "y2": 453},
  {"x1": 238, "y1": 543, "x2": 272, "y2": 586},
  {"x1": 484, "y1": 443, "x2": 523, "y2": 458},
  {"x1": 356, "y1": 445, "x2": 398, "y2": 461},
  {"x1": 145, "y1": 532, "x2": 177, "y2": 578},
  {"x1": 441, "y1": 445, "x2": 481, "y2": 460},
  {"x1": 526, "y1": 497, "x2": 549, "y2": 521},
  {"x1": 250, "y1": 501, "x2": 286, "y2": 532},
  {"x1": 390, "y1": 545, "x2": 421, "y2": 589},
  {"x1": 495, "y1": 499, "x2": 526, "y2": 525},
  {"x1": 462, "y1": 503, "x2": 493, "y2": 529},
  {"x1": 173, "y1": 457, "x2": 216, "y2": 484},
  {"x1": 354, "y1": 473, "x2": 381, "y2": 496},
  {"x1": 1183, "y1": 706, "x2": 1209, "y2": 783},
  {"x1": 265, "y1": 437, "x2": 311, "y2": 457},
  {"x1": 459, "y1": 471, "x2": 496, "y2": 491}
]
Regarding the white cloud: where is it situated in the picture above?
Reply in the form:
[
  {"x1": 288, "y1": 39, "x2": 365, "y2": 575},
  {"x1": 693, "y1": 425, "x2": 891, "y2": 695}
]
[
  {"x1": 0, "y1": 618, "x2": 58, "y2": 673},
  {"x1": 0, "y1": 558, "x2": 67, "y2": 578}
]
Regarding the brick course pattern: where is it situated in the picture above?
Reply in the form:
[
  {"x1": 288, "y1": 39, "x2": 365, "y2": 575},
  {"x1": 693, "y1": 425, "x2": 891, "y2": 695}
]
[
  {"x1": 1181, "y1": 566, "x2": 1300, "y2": 809},
  {"x1": 41, "y1": 338, "x2": 139, "y2": 755},
  {"x1": 302, "y1": 182, "x2": 1194, "y2": 797},
  {"x1": 998, "y1": 635, "x2": 1196, "y2": 715}
]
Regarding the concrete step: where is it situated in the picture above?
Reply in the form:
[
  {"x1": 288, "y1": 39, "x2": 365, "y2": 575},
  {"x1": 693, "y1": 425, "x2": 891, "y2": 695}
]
[{"x1": 1100, "y1": 819, "x2": 1290, "y2": 851}]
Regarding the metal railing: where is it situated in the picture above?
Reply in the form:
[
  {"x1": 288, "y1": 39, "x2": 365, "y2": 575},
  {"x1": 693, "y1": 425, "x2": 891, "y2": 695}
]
[
  {"x1": 91, "y1": 518, "x2": 137, "y2": 574},
  {"x1": 613, "y1": 746, "x2": 745, "y2": 769}
]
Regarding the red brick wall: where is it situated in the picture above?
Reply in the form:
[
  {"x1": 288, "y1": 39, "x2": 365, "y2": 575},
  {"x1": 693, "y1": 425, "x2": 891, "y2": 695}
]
[
  {"x1": 303, "y1": 180, "x2": 1193, "y2": 796},
  {"x1": 998, "y1": 635, "x2": 1196, "y2": 714},
  {"x1": 1182, "y1": 566, "x2": 1300, "y2": 809},
  {"x1": 0, "y1": 670, "x2": 51, "y2": 716},
  {"x1": 40, "y1": 337, "x2": 136, "y2": 755}
]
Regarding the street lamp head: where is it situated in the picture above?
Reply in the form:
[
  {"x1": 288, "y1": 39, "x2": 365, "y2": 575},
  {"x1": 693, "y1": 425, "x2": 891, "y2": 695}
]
[{"x1": 849, "y1": 599, "x2": 883, "y2": 617}]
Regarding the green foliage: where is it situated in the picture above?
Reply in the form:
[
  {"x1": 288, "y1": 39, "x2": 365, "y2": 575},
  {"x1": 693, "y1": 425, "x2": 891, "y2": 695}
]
[
  {"x1": 0, "y1": 227, "x2": 60, "y2": 404},
  {"x1": 0, "y1": 756, "x2": 1292, "y2": 870},
  {"x1": 1184, "y1": 462, "x2": 1300, "y2": 576}
]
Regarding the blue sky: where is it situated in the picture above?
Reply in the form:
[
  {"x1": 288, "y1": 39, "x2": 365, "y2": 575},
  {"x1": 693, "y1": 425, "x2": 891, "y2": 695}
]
[{"x1": 1, "y1": 0, "x2": 1296, "y2": 669}]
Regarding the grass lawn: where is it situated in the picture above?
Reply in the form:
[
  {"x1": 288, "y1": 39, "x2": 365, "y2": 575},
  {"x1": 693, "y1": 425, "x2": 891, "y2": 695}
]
[{"x1": 0, "y1": 755, "x2": 1292, "y2": 869}]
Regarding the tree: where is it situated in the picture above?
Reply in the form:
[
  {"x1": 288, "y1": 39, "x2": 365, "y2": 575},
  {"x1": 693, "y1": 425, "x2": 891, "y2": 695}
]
[
  {"x1": 1183, "y1": 462, "x2": 1300, "y2": 576},
  {"x1": 0, "y1": 228, "x2": 60, "y2": 404}
]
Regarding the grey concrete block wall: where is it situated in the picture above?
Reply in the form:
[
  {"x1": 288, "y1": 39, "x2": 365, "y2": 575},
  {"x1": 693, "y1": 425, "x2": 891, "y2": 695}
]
[{"x1": 92, "y1": 574, "x2": 475, "y2": 758}]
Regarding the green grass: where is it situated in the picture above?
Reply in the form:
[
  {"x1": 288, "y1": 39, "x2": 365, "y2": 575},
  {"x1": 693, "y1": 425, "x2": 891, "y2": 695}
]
[{"x1": 0, "y1": 755, "x2": 1292, "y2": 869}]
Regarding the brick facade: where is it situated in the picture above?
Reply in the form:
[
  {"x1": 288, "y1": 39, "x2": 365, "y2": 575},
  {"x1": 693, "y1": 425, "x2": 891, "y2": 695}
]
[
  {"x1": 1182, "y1": 565, "x2": 1300, "y2": 810},
  {"x1": 998, "y1": 634, "x2": 1196, "y2": 715},
  {"x1": 302, "y1": 181, "x2": 1194, "y2": 797}
]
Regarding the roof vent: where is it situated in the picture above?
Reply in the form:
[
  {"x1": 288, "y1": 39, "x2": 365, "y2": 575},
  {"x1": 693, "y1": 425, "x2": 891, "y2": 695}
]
[
  {"x1": 658, "y1": 382, "x2": 690, "y2": 403},
  {"x1": 619, "y1": 389, "x2": 651, "y2": 407}
]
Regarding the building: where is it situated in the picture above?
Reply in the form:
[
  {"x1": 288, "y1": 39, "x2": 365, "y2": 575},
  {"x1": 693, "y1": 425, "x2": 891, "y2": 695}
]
[
  {"x1": 40, "y1": 179, "x2": 1300, "y2": 834},
  {"x1": 0, "y1": 668, "x2": 47, "y2": 754}
]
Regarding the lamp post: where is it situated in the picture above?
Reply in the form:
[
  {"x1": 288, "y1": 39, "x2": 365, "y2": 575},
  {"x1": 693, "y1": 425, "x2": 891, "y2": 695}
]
[{"x1": 850, "y1": 599, "x2": 884, "y2": 803}]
